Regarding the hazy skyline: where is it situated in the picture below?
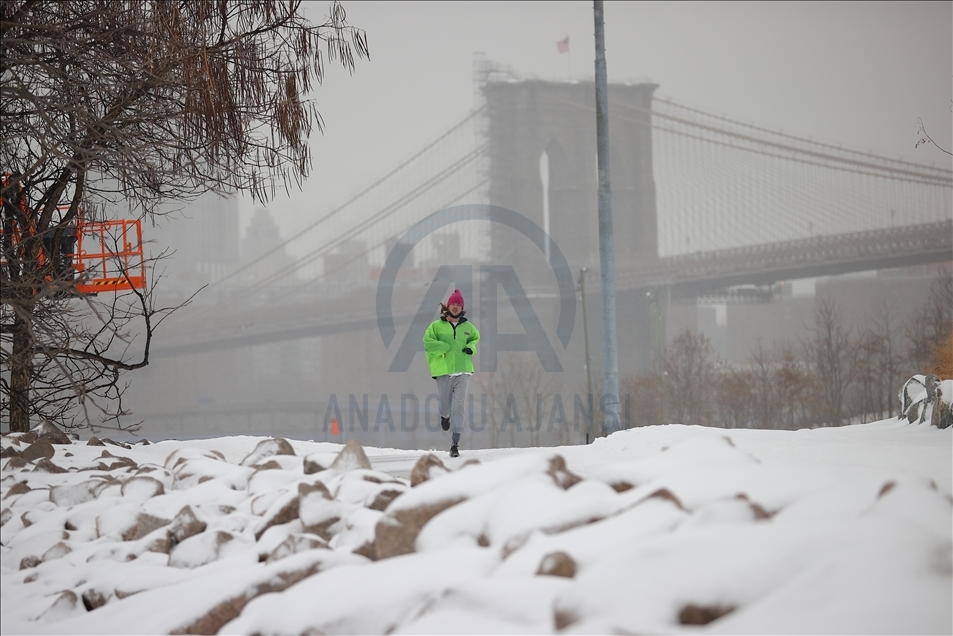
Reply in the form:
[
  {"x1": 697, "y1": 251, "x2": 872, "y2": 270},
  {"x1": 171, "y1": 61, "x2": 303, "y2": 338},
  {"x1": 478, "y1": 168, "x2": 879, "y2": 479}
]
[{"x1": 239, "y1": 1, "x2": 952, "y2": 241}]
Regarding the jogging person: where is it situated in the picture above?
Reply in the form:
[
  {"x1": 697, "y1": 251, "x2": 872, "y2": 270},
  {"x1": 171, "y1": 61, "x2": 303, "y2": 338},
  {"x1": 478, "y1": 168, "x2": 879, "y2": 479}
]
[{"x1": 423, "y1": 289, "x2": 479, "y2": 457}]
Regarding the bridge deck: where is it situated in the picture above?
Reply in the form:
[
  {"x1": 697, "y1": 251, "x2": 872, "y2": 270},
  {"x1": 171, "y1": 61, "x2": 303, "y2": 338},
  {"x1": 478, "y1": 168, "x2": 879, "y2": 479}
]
[
  {"x1": 619, "y1": 220, "x2": 953, "y2": 294},
  {"x1": 153, "y1": 221, "x2": 952, "y2": 357}
]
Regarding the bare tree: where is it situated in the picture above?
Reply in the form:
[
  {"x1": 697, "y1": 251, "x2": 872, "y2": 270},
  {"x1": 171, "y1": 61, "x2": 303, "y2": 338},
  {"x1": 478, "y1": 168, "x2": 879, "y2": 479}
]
[
  {"x1": 748, "y1": 338, "x2": 779, "y2": 429},
  {"x1": 1, "y1": 1, "x2": 367, "y2": 432},
  {"x1": 473, "y1": 371, "x2": 502, "y2": 449},
  {"x1": 475, "y1": 354, "x2": 559, "y2": 448},
  {"x1": 1, "y1": 262, "x2": 188, "y2": 432},
  {"x1": 623, "y1": 373, "x2": 663, "y2": 428},
  {"x1": 928, "y1": 331, "x2": 953, "y2": 379},
  {"x1": 712, "y1": 364, "x2": 756, "y2": 429},
  {"x1": 743, "y1": 339, "x2": 813, "y2": 430},
  {"x1": 851, "y1": 327, "x2": 887, "y2": 423},
  {"x1": 916, "y1": 114, "x2": 953, "y2": 156},
  {"x1": 848, "y1": 301, "x2": 907, "y2": 422},
  {"x1": 802, "y1": 296, "x2": 855, "y2": 426},
  {"x1": 775, "y1": 344, "x2": 812, "y2": 429},
  {"x1": 661, "y1": 330, "x2": 716, "y2": 425},
  {"x1": 512, "y1": 356, "x2": 559, "y2": 447},
  {"x1": 873, "y1": 302, "x2": 905, "y2": 416},
  {"x1": 907, "y1": 272, "x2": 953, "y2": 374}
]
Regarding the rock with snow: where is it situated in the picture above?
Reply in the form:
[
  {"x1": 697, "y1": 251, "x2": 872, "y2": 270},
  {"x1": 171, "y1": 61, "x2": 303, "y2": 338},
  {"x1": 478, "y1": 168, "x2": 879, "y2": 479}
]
[
  {"x1": 679, "y1": 603, "x2": 736, "y2": 625},
  {"x1": 41, "y1": 540, "x2": 71, "y2": 563},
  {"x1": 900, "y1": 374, "x2": 953, "y2": 428},
  {"x1": 120, "y1": 475, "x2": 165, "y2": 501},
  {"x1": 32, "y1": 458, "x2": 67, "y2": 473},
  {"x1": 9, "y1": 527, "x2": 69, "y2": 570},
  {"x1": 254, "y1": 491, "x2": 300, "y2": 540},
  {"x1": 167, "y1": 505, "x2": 207, "y2": 544},
  {"x1": 164, "y1": 447, "x2": 226, "y2": 471},
  {"x1": 49, "y1": 479, "x2": 110, "y2": 506},
  {"x1": 410, "y1": 453, "x2": 449, "y2": 486},
  {"x1": 240, "y1": 437, "x2": 296, "y2": 467},
  {"x1": 96, "y1": 506, "x2": 142, "y2": 540},
  {"x1": 132, "y1": 465, "x2": 175, "y2": 490},
  {"x1": 169, "y1": 530, "x2": 249, "y2": 568},
  {"x1": 3, "y1": 481, "x2": 30, "y2": 500},
  {"x1": 122, "y1": 512, "x2": 170, "y2": 542},
  {"x1": 537, "y1": 550, "x2": 576, "y2": 578},
  {"x1": 3, "y1": 431, "x2": 37, "y2": 446},
  {"x1": 298, "y1": 479, "x2": 332, "y2": 500},
  {"x1": 299, "y1": 496, "x2": 346, "y2": 541},
  {"x1": 99, "y1": 451, "x2": 137, "y2": 471},
  {"x1": 100, "y1": 437, "x2": 132, "y2": 449},
  {"x1": 37, "y1": 590, "x2": 83, "y2": 623},
  {"x1": 303, "y1": 453, "x2": 332, "y2": 474},
  {"x1": 266, "y1": 533, "x2": 328, "y2": 563},
  {"x1": 375, "y1": 454, "x2": 569, "y2": 558},
  {"x1": 332, "y1": 470, "x2": 406, "y2": 509},
  {"x1": 329, "y1": 439, "x2": 373, "y2": 472},
  {"x1": 32, "y1": 420, "x2": 72, "y2": 445},
  {"x1": 18, "y1": 439, "x2": 55, "y2": 463},
  {"x1": 177, "y1": 550, "x2": 364, "y2": 635},
  {"x1": 368, "y1": 488, "x2": 404, "y2": 511},
  {"x1": 81, "y1": 587, "x2": 110, "y2": 611},
  {"x1": 329, "y1": 506, "x2": 384, "y2": 553},
  {"x1": 0, "y1": 445, "x2": 21, "y2": 458},
  {"x1": 374, "y1": 498, "x2": 465, "y2": 559},
  {"x1": 546, "y1": 454, "x2": 582, "y2": 489},
  {"x1": 3, "y1": 456, "x2": 29, "y2": 471}
]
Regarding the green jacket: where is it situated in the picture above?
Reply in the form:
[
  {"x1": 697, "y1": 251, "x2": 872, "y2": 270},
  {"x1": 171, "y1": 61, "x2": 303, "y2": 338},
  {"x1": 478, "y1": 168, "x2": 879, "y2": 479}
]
[{"x1": 423, "y1": 316, "x2": 480, "y2": 377}]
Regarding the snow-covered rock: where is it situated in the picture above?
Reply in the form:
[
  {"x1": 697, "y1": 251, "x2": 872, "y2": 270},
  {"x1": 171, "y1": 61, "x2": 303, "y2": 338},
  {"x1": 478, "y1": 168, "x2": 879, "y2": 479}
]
[
  {"x1": 240, "y1": 437, "x2": 296, "y2": 467},
  {"x1": 900, "y1": 374, "x2": 953, "y2": 428},
  {"x1": 0, "y1": 419, "x2": 948, "y2": 635}
]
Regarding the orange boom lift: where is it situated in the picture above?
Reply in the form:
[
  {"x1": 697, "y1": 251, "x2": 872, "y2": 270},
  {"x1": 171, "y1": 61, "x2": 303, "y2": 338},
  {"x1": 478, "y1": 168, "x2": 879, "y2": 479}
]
[
  {"x1": 1, "y1": 176, "x2": 146, "y2": 295},
  {"x1": 71, "y1": 216, "x2": 146, "y2": 294}
]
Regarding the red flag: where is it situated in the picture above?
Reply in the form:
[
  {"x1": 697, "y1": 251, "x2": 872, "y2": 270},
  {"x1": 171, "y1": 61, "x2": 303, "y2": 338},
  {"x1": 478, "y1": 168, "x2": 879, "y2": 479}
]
[{"x1": 556, "y1": 36, "x2": 569, "y2": 54}]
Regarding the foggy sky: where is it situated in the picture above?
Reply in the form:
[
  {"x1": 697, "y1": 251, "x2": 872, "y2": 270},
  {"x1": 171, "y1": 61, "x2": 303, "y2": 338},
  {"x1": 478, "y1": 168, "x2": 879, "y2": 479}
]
[{"x1": 239, "y1": 1, "x2": 953, "y2": 241}]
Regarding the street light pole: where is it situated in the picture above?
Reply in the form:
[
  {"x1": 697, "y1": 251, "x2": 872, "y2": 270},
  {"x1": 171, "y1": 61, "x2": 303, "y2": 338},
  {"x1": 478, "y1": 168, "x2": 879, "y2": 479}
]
[
  {"x1": 593, "y1": 0, "x2": 620, "y2": 435},
  {"x1": 579, "y1": 267, "x2": 594, "y2": 444}
]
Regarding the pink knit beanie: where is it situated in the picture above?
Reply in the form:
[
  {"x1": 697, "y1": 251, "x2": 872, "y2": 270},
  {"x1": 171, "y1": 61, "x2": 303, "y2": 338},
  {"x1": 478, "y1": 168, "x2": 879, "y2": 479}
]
[{"x1": 447, "y1": 289, "x2": 464, "y2": 308}]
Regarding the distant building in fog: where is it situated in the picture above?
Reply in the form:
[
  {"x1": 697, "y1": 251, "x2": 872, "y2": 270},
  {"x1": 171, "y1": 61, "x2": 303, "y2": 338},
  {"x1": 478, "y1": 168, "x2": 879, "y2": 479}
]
[
  {"x1": 241, "y1": 207, "x2": 296, "y2": 286},
  {"x1": 323, "y1": 239, "x2": 369, "y2": 285},
  {"x1": 148, "y1": 191, "x2": 240, "y2": 297}
]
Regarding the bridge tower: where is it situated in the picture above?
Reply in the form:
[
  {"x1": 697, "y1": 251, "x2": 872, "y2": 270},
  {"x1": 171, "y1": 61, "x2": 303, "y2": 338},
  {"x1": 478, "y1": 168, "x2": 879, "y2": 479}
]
[{"x1": 484, "y1": 79, "x2": 661, "y2": 374}]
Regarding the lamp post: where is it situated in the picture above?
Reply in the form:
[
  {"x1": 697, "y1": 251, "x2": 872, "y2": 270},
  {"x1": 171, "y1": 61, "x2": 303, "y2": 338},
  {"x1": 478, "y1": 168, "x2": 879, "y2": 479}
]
[
  {"x1": 594, "y1": 0, "x2": 620, "y2": 435},
  {"x1": 579, "y1": 267, "x2": 594, "y2": 444}
]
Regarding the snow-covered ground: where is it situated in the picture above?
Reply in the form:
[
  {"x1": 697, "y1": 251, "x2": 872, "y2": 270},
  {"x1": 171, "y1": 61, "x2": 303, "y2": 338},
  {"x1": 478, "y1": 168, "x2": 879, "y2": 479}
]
[{"x1": 1, "y1": 417, "x2": 950, "y2": 634}]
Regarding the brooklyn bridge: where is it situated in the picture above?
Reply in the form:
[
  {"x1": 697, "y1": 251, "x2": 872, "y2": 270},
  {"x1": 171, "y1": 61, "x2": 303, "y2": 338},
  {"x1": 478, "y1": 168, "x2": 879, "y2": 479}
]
[{"x1": 128, "y1": 73, "x2": 952, "y2": 441}]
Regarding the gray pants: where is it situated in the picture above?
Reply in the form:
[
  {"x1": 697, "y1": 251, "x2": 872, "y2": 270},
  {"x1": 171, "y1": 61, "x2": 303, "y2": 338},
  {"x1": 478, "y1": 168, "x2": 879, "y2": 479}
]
[{"x1": 435, "y1": 374, "x2": 470, "y2": 445}]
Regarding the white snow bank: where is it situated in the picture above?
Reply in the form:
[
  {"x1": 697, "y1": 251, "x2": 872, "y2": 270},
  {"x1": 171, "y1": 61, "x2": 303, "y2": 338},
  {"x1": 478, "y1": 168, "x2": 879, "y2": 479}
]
[{"x1": 1, "y1": 418, "x2": 949, "y2": 635}]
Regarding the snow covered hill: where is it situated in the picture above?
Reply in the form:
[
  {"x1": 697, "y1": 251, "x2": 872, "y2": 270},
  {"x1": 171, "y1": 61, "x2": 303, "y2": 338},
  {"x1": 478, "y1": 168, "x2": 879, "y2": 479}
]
[{"x1": 1, "y1": 418, "x2": 950, "y2": 634}]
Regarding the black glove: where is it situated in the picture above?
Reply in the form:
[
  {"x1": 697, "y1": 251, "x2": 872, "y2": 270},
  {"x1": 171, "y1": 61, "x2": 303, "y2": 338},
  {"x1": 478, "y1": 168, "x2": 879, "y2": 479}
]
[{"x1": 462, "y1": 347, "x2": 473, "y2": 355}]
